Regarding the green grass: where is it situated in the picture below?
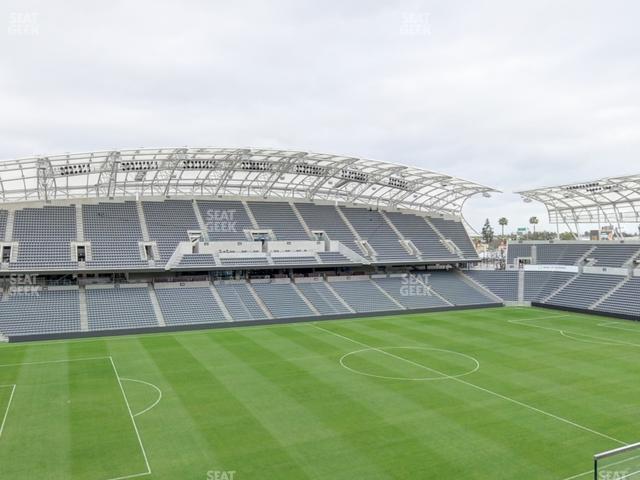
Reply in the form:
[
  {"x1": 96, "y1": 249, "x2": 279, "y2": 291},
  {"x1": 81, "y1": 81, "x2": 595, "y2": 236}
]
[{"x1": 0, "y1": 306, "x2": 639, "y2": 479}]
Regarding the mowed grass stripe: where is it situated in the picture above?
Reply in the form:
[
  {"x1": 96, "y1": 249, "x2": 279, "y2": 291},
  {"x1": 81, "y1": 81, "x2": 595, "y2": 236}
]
[
  {"x1": 0, "y1": 307, "x2": 638, "y2": 479},
  {"x1": 0, "y1": 358, "x2": 72, "y2": 478},
  {"x1": 70, "y1": 358, "x2": 148, "y2": 479},
  {"x1": 357, "y1": 312, "x2": 639, "y2": 434},
  {"x1": 139, "y1": 335, "x2": 312, "y2": 479},
  {"x1": 267, "y1": 323, "x2": 557, "y2": 478},
  {"x1": 327, "y1": 315, "x2": 631, "y2": 432},
  {"x1": 263, "y1": 324, "x2": 482, "y2": 478},
  {"x1": 185, "y1": 330, "x2": 395, "y2": 479},
  {"x1": 110, "y1": 337, "x2": 222, "y2": 479},
  {"x1": 309, "y1": 320, "x2": 625, "y2": 477}
]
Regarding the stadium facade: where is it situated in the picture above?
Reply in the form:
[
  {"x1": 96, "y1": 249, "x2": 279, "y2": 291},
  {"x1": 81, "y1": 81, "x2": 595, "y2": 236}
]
[{"x1": 0, "y1": 148, "x2": 638, "y2": 342}]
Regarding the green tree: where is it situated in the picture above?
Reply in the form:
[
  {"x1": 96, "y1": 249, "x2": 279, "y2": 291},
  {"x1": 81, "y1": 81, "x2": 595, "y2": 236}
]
[
  {"x1": 498, "y1": 217, "x2": 508, "y2": 237},
  {"x1": 482, "y1": 218, "x2": 494, "y2": 244},
  {"x1": 529, "y1": 216, "x2": 539, "y2": 234}
]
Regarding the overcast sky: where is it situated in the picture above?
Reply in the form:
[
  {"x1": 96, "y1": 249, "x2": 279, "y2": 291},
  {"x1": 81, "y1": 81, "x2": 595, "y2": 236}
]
[{"x1": 1, "y1": 1, "x2": 638, "y2": 234}]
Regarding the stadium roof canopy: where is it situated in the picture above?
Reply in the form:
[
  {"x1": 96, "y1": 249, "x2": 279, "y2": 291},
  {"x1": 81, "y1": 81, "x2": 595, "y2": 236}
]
[
  {"x1": 0, "y1": 147, "x2": 497, "y2": 216},
  {"x1": 517, "y1": 173, "x2": 640, "y2": 231}
]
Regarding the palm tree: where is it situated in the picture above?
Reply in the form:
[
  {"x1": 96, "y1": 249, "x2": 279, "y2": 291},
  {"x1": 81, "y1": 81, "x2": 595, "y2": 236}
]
[
  {"x1": 498, "y1": 217, "x2": 508, "y2": 237},
  {"x1": 529, "y1": 216, "x2": 539, "y2": 235}
]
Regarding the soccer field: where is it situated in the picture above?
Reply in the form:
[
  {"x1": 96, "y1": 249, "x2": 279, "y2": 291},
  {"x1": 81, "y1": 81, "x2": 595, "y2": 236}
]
[{"x1": 0, "y1": 306, "x2": 638, "y2": 479}]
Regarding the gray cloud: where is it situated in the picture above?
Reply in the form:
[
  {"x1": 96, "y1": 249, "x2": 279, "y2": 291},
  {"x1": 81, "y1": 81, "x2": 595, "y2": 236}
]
[{"x1": 1, "y1": 0, "x2": 639, "y2": 234}]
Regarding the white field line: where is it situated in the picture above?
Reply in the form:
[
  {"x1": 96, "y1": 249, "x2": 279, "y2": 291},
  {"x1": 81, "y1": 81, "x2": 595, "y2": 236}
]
[
  {"x1": 0, "y1": 355, "x2": 111, "y2": 368},
  {"x1": 509, "y1": 317, "x2": 640, "y2": 349},
  {"x1": 0, "y1": 356, "x2": 150, "y2": 480},
  {"x1": 560, "y1": 468, "x2": 592, "y2": 480},
  {"x1": 120, "y1": 378, "x2": 162, "y2": 417},
  {"x1": 562, "y1": 453, "x2": 640, "y2": 480},
  {"x1": 108, "y1": 357, "x2": 152, "y2": 480},
  {"x1": 310, "y1": 323, "x2": 628, "y2": 447},
  {"x1": 0, "y1": 384, "x2": 16, "y2": 440},
  {"x1": 598, "y1": 321, "x2": 640, "y2": 333}
]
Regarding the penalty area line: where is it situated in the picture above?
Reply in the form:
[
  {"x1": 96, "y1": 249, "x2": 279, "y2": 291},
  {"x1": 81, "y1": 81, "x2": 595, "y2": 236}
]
[
  {"x1": 108, "y1": 356, "x2": 152, "y2": 480},
  {"x1": 120, "y1": 378, "x2": 162, "y2": 417},
  {"x1": 0, "y1": 384, "x2": 16, "y2": 440},
  {"x1": 310, "y1": 323, "x2": 628, "y2": 447}
]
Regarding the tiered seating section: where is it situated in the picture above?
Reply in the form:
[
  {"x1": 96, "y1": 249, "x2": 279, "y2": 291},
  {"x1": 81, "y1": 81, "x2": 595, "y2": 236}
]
[
  {"x1": 464, "y1": 271, "x2": 519, "y2": 301},
  {"x1": 86, "y1": 285, "x2": 158, "y2": 331},
  {"x1": 142, "y1": 200, "x2": 200, "y2": 261},
  {"x1": 0, "y1": 210, "x2": 7, "y2": 241},
  {"x1": 426, "y1": 271, "x2": 494, "y2": 305},
  {"x1": 463, "y1": 268, "x2": 640, "y2": 320},
  {"x1": 198, "y1": 200, "x2": 253, "y2": 241},
  {"x1": 0, "y1": 288, "x2": 80, "y2": 336},
  {"x1": 385, "y1": 212, "x2": 458, "y2": 261},
  {"x1": 544, "y1": 274, "x2": 625, "y2": 310},
  {"x1": 596, "y1": 277, "x2": 640, "y2": 317},
  {"x1": 536, "y1": 244, "x2": 593, "y2": 266},
  {"x1": 11, "y1": 205, "x2": 77, "y2": 269},
  {"x1": 83, "y1": 201, "x2": 147, "y2": 267},
  {"x1": 508, "y1": 241, "x2": 640, "y2": 268},
  {"x1": 155, "y1": 285, "x2": 227, "y2": 325},
  {"x1": 587, "y1": 245, "x2": 640, "y2": 267},
  {"x1": 523, "y1": 272, "x2": 574, "y2": 302},
  {"x1": 0, "y1": 272, "x2": 499, "y2": 339},
  {"x1": 1, "y1": 199, "x2": 479, "y2": 271},
  {"x1": 428, "y1": 218, "x2": 478, "y2": 258},
  {"x1": 338, "y1": 207, "x2": 416, "y2": 262},
  {"x1": 247, "y1": 202, "x2": 309, "y2": 240}
]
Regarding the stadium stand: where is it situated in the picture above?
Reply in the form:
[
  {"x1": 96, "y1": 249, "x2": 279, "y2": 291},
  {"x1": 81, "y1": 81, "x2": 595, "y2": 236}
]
[
  {"x1": 372, "y1": 275, "x2": 450, "y2": 309},
  {"x1": 294, "y1": 203, "x2": 363, "y2": 255},
  {"x1": 83, "y1": 201, "x2": 147, "y2": 267},
  {"x1": 527, "y1": 271, "x2": 576, "y2": 302},
  {"x1": 425, "y1": 271, "x2": 494, "y2": 305},
  {"x1": 11, "y1": 205, "x2": 78, "y2": 269},
  {"x1": 328, "y1": 278, "x2": 401, "y2": 313},
  {"x1": 596, "y1": 276, "x2": 640, "y2": 317},
  {"x1": 0, "y1": 147, "x2": 517, "y2": 341},
  {"x1": 252, "y1": 282, "x2": 315, "y2": 318},
  {"x1": 507, "y1": 243, "x2": 532, "y2": 265},
  {"x1": 545, "y1": 274, "x2": 625, "y2": 310},
  {"x1": 197, "y1": 200, "x2": 253, "y2": 241},
  {"x1": 317, "y1": 252, "x2": 352, "y2": 264},
  {"x1": 0, "y1": 209, "x2": 7, "y2": 240},
  {"x1": 535, "y1": 244, "x2": 594, "y2": 266},
  {"x1": 585, "y1": 244, "x2": 640, "y2": 267},
  {"x1": 86, "y1": 285, "x2": 159, "y2": 331},
  {"x1": 218, "y1": 254, "x2": 270, "y2": 267},
  {"x1": 214, "y1": 282, "x2": 270, "y2": 321},
  {"x1": 178, "y1": 254, "x2": 217, "y2": 267},
  {"x1": 464, "y1": 270, "x2": 519, "y2": 301},
  {"x1": 338, "y1": 207, "x2": 416, "y2": 261},
  {"x1": 0, "y1": 288, "x2": 80, "y2": 336},
  {"x1": 295, "y1": 281, "x2": 351, "y2": 315},
  {"x1": 156, "y1": 285, "x2": 228, "y2": 325},
  {"x1": 247, "y1": 201, "x2": 310, "y2": 240},
  {"x1": 271, "y1": 255, "x2": 318, "y2": 265},
  {"x1": 385, "y1": 211, "x2": 458, "y2": 261},
  {"x1": 142, "y1": 200, "x2": 200, "y2": 261},
  {"x1": 428, "y1": 218, "x2": 478, "y2": 259}
]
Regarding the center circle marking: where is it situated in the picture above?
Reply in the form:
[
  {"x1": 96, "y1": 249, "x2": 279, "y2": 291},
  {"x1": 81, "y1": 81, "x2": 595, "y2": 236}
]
[{"x1": 339, "y1": 346, "x2": 480, "y2": 381}]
